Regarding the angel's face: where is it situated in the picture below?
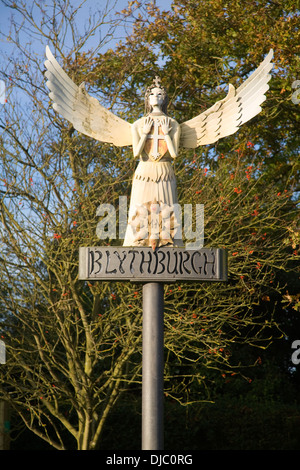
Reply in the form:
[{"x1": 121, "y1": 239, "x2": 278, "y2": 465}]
[{"x1": 148, "y1": 87, "x2": 164, "y2": 109}]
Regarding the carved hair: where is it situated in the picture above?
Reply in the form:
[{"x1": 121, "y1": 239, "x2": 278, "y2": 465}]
[{"x1": 145, "y1": 76, "x2": 169, "y2": 115}]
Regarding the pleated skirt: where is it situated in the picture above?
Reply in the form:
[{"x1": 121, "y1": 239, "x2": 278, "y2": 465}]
[{"x1": 123, "y1": 161, "x2": 180, "y2": 246}]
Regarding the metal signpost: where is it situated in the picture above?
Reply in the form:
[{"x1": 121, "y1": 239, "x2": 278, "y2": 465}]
[{"x1": 79, "y1": 246, "x2": 227, "y2": 450}]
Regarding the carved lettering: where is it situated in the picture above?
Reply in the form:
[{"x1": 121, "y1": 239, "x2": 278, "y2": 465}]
[
  {"x1": 166, "y1": 250, "x2": 178, "y2": 275},
  {"x1": 153, "y1": 250, "x2": 166, "y2": 275},
  {"x1": 204, "y1": 251, "x2": 215, "y2": 276},
  {"x1": 80, "y1": 247, "x2": 227, "y2": 282},
  {"x1": 114, "y1": 250, "x2": 127, "y2": 274},
  {"x1": 181, "y1": 250, "x2": 191, "y2": 274},
  {"x1": 105, "y1": 250, "x2": 117, "y2": 274},
  {"x1": 129, "y1": 249, "x2": 139, "y2": 274},
  {"x1": 140, "y1": 250, "x2": 152, "y2": 274},
  {"x1": 88, "y1": 248, "x2": 102, "y2": 275},
  {"x1": 191, "y1": 251, "x2": 203, "y2": 274}
]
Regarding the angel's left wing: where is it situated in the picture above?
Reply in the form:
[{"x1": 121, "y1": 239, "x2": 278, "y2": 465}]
[
  {"x1": 44, "y1": 46, "x2": 132, "y2": 147},
  {"x1": 180, "y1": 49, "x2": 273, "y2": 148}
]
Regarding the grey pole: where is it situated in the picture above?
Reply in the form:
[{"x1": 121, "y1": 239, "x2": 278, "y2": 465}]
[{"x1": 142, "y1": 282, "x2": 164, "y2": 450}]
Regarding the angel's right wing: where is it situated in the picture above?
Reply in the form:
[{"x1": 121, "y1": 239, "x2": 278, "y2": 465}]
[
  {"x1": 180, "y1": 49, "x2": 273, "y2": 148},
  {"x1": 44, "y1": 46, "x2": 132, "y2": 147}
]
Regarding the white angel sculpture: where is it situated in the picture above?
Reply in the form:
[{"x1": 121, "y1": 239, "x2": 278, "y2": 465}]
[{"x1": 44, "y1": 47, "x2": 273, "y2": 247}]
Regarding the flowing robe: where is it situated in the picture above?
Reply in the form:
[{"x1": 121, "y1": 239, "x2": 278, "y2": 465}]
[{"x1": 123, "y1": 114, "x2": 182, "y2": 246}]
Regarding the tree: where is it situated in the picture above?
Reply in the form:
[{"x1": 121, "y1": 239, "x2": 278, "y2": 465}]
[
  {"x1": 0, "y1": 0, "x2": 298, "y2": 450},
  {"x1": 97, "y1": 0, "x2": 299, "y2": 187},
  {"x1": 0, "y1": 0, "x2": 145, "y2": 450}
]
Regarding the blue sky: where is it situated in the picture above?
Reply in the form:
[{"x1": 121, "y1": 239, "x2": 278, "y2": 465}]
[
  {"x1": 0, "y1": 0, "x2": 173, "y2": 105},
  {"x1": 0, "y1": 0, "x2": 174, "y2": 58}
]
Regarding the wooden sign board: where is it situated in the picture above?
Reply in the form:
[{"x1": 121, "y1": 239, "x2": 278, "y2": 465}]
[{"x1": 79, "y1": 247, "x2": 227, "y2": 282}]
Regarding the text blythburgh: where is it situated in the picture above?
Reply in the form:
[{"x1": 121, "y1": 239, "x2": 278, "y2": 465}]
[{"x1": 79, "y1": 246, "x2": 227, "y2": 282}]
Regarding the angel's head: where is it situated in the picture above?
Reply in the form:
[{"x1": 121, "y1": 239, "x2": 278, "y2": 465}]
[{"x1": 145, "y1": 76, "x2": 168, "y2": 115}]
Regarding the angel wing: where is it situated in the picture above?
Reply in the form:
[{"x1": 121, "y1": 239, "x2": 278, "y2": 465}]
[
  {"x1": 180, "y1": 49, "x2": 273, "y2": 148},
  {"x1": 44, "y1": 46, "x2": 132, "y2": 147}
]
